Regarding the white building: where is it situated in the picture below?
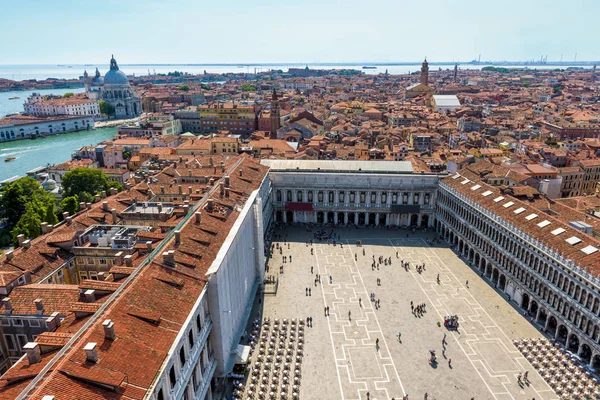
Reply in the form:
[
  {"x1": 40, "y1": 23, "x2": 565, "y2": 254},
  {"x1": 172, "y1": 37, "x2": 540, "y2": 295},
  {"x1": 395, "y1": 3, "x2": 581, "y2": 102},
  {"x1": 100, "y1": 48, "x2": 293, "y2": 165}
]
[
  {"x1": 24, "y1": 93, "x2": 100, "y2": 117},
  {"x1": 262, "y1": 160, "x2": 440, "y2": 228},
  {"x1": 431, "y1": 95, "x2": 461, "y2": 112},
  {"x1": 0, "y1": 115, "x2": 94, "y2": 142}
]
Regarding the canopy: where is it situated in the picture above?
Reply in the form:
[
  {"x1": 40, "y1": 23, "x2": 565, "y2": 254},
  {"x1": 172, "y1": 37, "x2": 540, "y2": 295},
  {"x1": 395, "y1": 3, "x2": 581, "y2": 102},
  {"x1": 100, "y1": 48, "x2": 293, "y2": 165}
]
[{"x1": 235, "y1": 344, "x2": 251, "y2": 365}]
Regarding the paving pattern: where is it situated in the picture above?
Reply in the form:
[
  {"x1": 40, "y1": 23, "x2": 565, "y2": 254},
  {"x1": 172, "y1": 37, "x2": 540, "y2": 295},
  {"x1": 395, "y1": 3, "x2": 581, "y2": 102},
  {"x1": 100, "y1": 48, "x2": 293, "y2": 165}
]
[{"x1": 261, "y1": 228, "x2": 558, "y2": 400}]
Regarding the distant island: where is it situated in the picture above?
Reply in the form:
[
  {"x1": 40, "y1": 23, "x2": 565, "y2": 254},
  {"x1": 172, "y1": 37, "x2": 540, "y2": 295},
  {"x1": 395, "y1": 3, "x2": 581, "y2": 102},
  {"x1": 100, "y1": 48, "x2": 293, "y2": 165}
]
[{"x1": 0, "y1": 77, "x2": 84, "y2": 92}]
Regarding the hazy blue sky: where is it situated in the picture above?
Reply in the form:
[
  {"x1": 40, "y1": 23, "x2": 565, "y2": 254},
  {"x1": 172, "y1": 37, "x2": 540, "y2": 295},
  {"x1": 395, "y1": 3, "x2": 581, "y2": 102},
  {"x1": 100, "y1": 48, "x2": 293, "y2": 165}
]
[{"x1": 2, "y1": 0, "x2": 597, "y2": 64}]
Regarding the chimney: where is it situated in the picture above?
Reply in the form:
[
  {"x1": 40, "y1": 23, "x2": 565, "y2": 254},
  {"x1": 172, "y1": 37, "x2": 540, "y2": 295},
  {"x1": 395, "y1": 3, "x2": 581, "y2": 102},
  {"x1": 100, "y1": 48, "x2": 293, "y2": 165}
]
[
  {"x1": 79, "y1": 202, "x2": 86, "y2": 211},
  {"x1": 102, "y1": 201, "x2": 109, "y2": 211},
  {"x1": 225, "y1": 187, "x2": 230, "y2": 198},
  {"x1": 97, "y1": 272, "x2": 107, "y2": 281},
  {"x1": 3, "y1": 298, "x2": 12, "y2": 314},
  {"x1": 239, "y1": 169, "x2": 243, "y2": 177},
  {"x1": 125, "y1": 182, "x2": 131, "y2": 191},
  {"x1": 45, "y1": 312, "x2": 60, "y2": 331},
  {"x1": 124, "y1": 255, "x2": 133, "y2": 267},
  {"x1": 41, "y1": 222, "x2": 49, "y2": 234},
  {"x1": 94, "y1": 195, "x2": 100, "y2": 203},
  {"x1": 160, "y1": 185, "x2": 165, "y2": 194},
  {"x1": 207, "y1": 198, "x2": 214, "y2": 212},
  {"x1": 178, "y1": 184, "x2": 182, "y2": 194},
  {"x1": 183, "y1": 205, "x2": 189, "y2": 214},
  {"x1": 224, "y1": 175, "x2": 230, "y2": 186},
  {"x1": 102, "y1": 319, "x2": 116, "y2": 340},
  {"x1": 62, "y1": 211, "x2": 69, "y2": 220},
  {"x1": 115, "y1": 251, "x2": 124, "y2": 266},
  {"x1": 84, "y1": 342, "x2": 98, "y2": 363},
  {"x1": 111, "y1": 208, "x2": 117, "y2": 224},
  {"x1": 195, "y1": 212, "x2": 202, "y2": 224},
  {"x1": 23, "y1": 342, "x2": 41, "y2": 365},
  {"x1": 146, "y1": 241, "x2": 152, "y2": 251},
  {"x1": 101, "y1": 191, "x2": 107, "y2": 198},
  {"x1": 4, "y1": 250, "x2": 13, "y2": 261},
  {"x1": 162, "y1": 250, "x2": 175, "y2": 266},
  {"x1": 22, "y1": 239, "x2": 31, "y2": 249},
  {"x1": 219, "y1": 182, "x2": 224, "y2": 196},
  {"x1": 34, "y1": 298, "x2": 44, "y2": 315},
  {"x1": 174, "y1": 230, "x2": 181, "y2": 245},
  {"x1": 84, "y1": 289, "x2": 96, "y2": 302},
  {"x1": 86, "y1": 203, "x2": 92, "y2": 210},
  {"x1": 110, "y1": 187, "x2": 118, "y2": 196},
  {"x1": 66, "y1": 216, "x2": 72, "y2": 225},
  {"x1": 188, "y1": 186, "x2": 193, "y2": 194},
  {"x1": 221, "y1": 162, "x2": 225, "y2": 173},
  {"x1": 157, "y1": 203, "x2": 163, "y2": 213},
  {"x1": 17, "y1": 234, "x2": 25, "y2": 247},
  {"x1": 209, "y1": 178, "x2": 215, "y2": 186}
]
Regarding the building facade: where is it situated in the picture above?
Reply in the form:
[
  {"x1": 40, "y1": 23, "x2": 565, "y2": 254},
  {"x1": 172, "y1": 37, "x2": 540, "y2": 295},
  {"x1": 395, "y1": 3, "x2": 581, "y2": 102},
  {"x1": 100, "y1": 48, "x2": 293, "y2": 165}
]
[
  {"x1": 436, "y1": 172, "x2": 600, "y2": 369},
  {"x1": 0, "y1": 115, "x2": 93, "y2": 142},
  {"x1": 24, "y1": 93, "x2": 100, "y2": 117},
  {"x1": 263, "y1": 160, "x2": 439, "y2": 227}
]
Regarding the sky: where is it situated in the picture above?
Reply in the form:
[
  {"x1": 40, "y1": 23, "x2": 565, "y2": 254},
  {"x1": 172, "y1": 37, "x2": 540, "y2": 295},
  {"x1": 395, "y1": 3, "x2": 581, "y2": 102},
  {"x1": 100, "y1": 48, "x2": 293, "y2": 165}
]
[{"x1": 2, "y1": 0, "x2": 599, "y2": 64}]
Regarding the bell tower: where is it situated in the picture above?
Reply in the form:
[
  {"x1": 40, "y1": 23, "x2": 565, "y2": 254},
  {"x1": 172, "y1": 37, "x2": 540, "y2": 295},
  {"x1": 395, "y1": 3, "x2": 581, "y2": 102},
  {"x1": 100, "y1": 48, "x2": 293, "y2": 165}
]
[
  {"x1": 420, "y1": 58, "x2": 429, "y2": 86},
  {"x1": 270, "y1": 89, "x2": 281, "y2": 136}
]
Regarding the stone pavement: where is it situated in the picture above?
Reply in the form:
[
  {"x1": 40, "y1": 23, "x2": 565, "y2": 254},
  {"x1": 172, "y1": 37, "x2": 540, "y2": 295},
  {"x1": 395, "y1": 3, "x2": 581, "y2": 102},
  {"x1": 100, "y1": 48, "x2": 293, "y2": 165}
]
[{"x1": 260, "y1": 227, "x2": 557, "y2": 400}]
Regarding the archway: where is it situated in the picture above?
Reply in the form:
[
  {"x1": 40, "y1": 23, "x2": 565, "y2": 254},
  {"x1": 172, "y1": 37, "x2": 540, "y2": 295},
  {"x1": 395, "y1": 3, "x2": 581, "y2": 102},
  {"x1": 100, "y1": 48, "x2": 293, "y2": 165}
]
[
  {"x1": 458, "y1": 240, "x2": 463, "y2": 254},
  {"x1": 348, "y1": 212, "x2": 356, "y2": 225},
  {"x1": 521, "y1": 293, "x2": 530, "y2": 310},
  {"x1": 567, "y1": 333, "x2": 579, "y2": 353},
  {"x1": 316, "y1": 212, "x2": 324, "y2": 224},
  {"x1": 537, "y1": 309, "x2": 547, "y2": 326},
  {"x1": 530, "y1": 301, "x2": 538, "y2": 316},
  {"x1": 474, "y1": 253, "x2": 480, "y2": 267},
  {"x1": 498, "y1": 274, "x2": 506, "y2": 291},
  {"x1": 547, "y1": 316, "x2": 558, "y2": 337},
  {"x1": 368, "y1": 213, "x2": 376, "y2": 226},
  {"x1": 410, "y1": 214, "x2": 418, "y2": 226},
  {"x1": 579, "y1": 344, "x2": 592, "y2": 364},
  {"x1": 421, "y1": 214, "x2": 429, "y2": 227},
  {"x1": 358, "y1": 213, "x2": 366, "y2": 226},
  {"x1": 276, "y1": 210, "x2": 283, "y2": 223},
  {"x1": 327, "y1": 211, "x2": 334, "y2": 224},
  {"x1": 286, "y1": 211, "x2": 294, "y2": 224},
  {"x1": 556, "y1": 325, "x2": 568, "y2": 344},
  {"x1": 337, "y1": 212, "x2": 344, "y2": 225},
  {"x1": 492, "y1": 269, "x2": 499, "y2": 285},
  {"x1": 592, "y1": 354, "x2": 600, "y2": 370}
]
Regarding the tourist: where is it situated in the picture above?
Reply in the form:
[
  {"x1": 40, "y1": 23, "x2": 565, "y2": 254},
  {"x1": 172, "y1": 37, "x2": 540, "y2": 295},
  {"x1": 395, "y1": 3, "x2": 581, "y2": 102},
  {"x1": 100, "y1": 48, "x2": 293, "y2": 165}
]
[
  {"x1": 448, "y1": 359, "x2": 452, "y2": 368},
  {"x1": 308, "y1": 288, "x2": 311, "y2": 296},
  {"x1": 359, "y1": 298, "x2": 362, "y2": 307},
  {"x1": 311, "y1": 266, "x2": 313, "y2": 274},
  {"x1": 523, "y1": 371, "x2": 528, "y2": 382},
  {"x1": 305, "y1": 288, "x2": 308, "y2": 296},
  {"x1": 376, "y1": 338, "x2": 379, "y2": 348},
  {"x1": 348, "y1": 310, "x2": 351, "y2": 320},
  {"x1": 324, "y1": 307, "x2": 327, "y2": 316},
  {"x1": 329, "y1": 275, "x2": 333, "y2": 284},
  {"x1": 326, "y1": 306, "x2": 329, "y2": 315},
  {"x1": 466, "y1": 280, "x2": 469, "y2": 288},
  {"x1": 397, "y1": 332, "x2": 402, "y2": 342}
]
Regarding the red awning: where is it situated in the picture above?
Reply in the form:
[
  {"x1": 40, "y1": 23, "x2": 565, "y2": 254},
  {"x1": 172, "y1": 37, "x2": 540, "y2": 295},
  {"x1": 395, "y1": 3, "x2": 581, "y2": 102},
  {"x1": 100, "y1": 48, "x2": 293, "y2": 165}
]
[{"x1": 285, "y1": 202, "x2": 314, "y2": 212}]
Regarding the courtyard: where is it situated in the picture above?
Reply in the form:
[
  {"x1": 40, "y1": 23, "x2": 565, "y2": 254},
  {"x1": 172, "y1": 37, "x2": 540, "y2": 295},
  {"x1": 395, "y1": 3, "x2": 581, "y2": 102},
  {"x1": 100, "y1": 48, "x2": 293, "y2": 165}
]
[{"x1": 252, "y1": 226, "x2": 558, "y2": 400}]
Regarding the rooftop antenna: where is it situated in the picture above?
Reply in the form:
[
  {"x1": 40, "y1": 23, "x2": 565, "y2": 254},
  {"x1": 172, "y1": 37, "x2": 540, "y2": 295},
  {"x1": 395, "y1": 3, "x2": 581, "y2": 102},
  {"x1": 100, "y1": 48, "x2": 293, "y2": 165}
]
[{"x1": 574, "y1": 53, "x2": 577, "y2": 62}]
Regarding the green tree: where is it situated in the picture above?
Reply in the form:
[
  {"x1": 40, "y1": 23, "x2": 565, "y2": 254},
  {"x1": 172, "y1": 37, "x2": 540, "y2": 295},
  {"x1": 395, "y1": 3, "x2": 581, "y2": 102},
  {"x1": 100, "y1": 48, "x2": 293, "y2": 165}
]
[
  {"x1": 200, "y1": 83, "x2": 211, "y2": 90},
  {"x1": 241, "y1": 83, "x2": 257, "y2": 92},
  {"x1": 60, "y1": 195, "x2": 80, "y2": 216},
  {"x1": 99, "y1": 100, "x2": 115, "y2": 117},
  {"x1": 0, "y1": 177, "x2": 55, "y2": 230},
  {"x1": 178, "y1": 84, "x2": 190, "y2": 91},
  {"x1": 64, "y1": 92, "x2": 74, "y2": 98},
  {"x1": 62, "y1": 168, "x2": 113, "y2": 202},
  {"x1": 10, "y1": 196, "x2": 57, "y2": 245}
]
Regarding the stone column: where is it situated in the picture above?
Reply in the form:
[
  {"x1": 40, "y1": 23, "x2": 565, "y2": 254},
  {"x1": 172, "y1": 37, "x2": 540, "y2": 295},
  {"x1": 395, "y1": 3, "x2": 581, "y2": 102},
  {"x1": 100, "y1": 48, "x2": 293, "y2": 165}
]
[
  {"x1": 323, "y1": 212, "x2": 328, "y2": 224},
  {"x1": 344, "y1": 212, "x2": 349, "y2": 224},
  {"x1": 385, "y1": 213, "x2": 390, "y2": 225},
  {"x1": 417, "y1": 214, "x2": 422, "y2": 226},
  {"x1": 535, "y1": 308, "x2": 541, "y2": 323},
  {"x1": 283, "y1": 212, "x2": 287, "y2": 224},
  {"x1": 354, "y1": 213, "x2": 359, "y2": 225},
  {"x1": 334, "y1": 213, "x2": 338, "y2": 224},
  {"x1": 365, "y1": 213, "x2": 370, "y2": 225},
  {"x1": 335, "y1": 190, "x2": 339, "y2": 205}
]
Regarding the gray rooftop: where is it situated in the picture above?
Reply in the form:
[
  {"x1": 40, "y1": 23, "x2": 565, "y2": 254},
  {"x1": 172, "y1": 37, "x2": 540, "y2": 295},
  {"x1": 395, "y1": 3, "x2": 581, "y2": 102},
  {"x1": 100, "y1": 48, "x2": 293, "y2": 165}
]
[{"x1": 260, "y1": 160, "x2": 414, "y2": 174}]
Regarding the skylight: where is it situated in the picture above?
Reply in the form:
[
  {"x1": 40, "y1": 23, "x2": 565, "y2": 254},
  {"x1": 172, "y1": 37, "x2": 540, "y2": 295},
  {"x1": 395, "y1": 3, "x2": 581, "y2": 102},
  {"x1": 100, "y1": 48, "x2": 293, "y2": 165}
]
[
  {"x1": 482, "y1": 190, "x2": 493, "y2": 197},
  {"x1": 514, "y1": 207, "x2": 526, "y2": 214},
  {"x1": 537, "y1": 220, "x2": 551, "y2": 228},
  {"x1": 581, "y1": 245, "x2": 599, "y2": 255},
  {"x1": 451, "y1": 173, "x2": 461, "y2": 179},
  {"x1": 503, "y1": 201, "x2": 515, "y2": 208},
  {"x1": 525, "y1": 214, "x2": 538, "y2": 221},
  {"x1": 471, "y1": 185, "x2": 481, "y2": 191},
  {"x1": 493, "y1": 196, "x2": 505, "y2": 202},
  {"x1": 551, "y1": 228, "x2": 566, "y2": 236},
  {"x1": 461, "y1": 179, "x2": 470, "y2": 185},
  {"x1": 565, "y1": 236, "x2": 582, "y2": 245}
]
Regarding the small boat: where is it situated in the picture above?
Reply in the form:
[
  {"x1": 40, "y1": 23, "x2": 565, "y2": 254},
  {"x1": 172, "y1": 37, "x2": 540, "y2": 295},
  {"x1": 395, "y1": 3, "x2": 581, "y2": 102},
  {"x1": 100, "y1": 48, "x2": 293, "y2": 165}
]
[
  {"x1": 8, "y1": 96, "x2": 19, "y2": 100},
  {"x1": 4, "y1": 157, "x2": 16, "y2": 162},
  {"x1": 362, "y1": 66, "x2": 377, "y2": 69}
]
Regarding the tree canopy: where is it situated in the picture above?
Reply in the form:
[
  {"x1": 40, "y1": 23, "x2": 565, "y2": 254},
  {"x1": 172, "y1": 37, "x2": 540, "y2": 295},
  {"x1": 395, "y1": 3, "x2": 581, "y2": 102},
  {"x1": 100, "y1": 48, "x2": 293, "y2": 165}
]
[
  {"x1": 0, "y1": 177, "x2": 56, "y2": 230},
  {"x1": 64, "y1": 92, "x2": 74, "y2": 98},
  {"x1": 62, "y1": 168, "x2": 117, "y2": 204},
  {"x1": 178, "y1": 84, "x2": 190, "y2": 91},
  {"x1": 99, "y1": 100, "x2": 115, "y2": 116},
  {"x1": 60, "y1": 195, "x2": 80, "y2": 216},
  {"x1": 240, "y1": 83, "x2": 257, "y2": 92}
]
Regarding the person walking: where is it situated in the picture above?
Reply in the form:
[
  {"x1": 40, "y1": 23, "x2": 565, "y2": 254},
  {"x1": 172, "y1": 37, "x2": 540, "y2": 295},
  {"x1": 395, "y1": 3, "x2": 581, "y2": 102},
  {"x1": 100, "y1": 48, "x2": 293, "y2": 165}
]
[
  {"x1": 326, "y1": 306, "x2": 329, "y2": 316},
  {"x1": 348, "y1": 310, "x2": 351, "y2": 320},
  {"x1": 448, "y1": 358, "x2": 452, "y2": 368},
  {"x1": 305, "y1": 288, "x2": 308, "y2": 296},
  {"x1": 359, "y1": 298, "x2": 362, "y2": 307},
  {"x1": 523, "y1": 371, "x2": 529, "y2": 382},
  {"x1": 311, "y1": 266, "x2": 313, "y2": 274},
  {"x1": 397, "y1": 332, "x2": 402, "y2": 342},
  {"x1": 329, "y1": 275, "x2": 333, "y2": 284},
  {"x1": 309, "y1": 288, "x2": 312, "y2": 296},
  {"x1": 375, "y1": 338, "x2": 379, "y2": 348}
]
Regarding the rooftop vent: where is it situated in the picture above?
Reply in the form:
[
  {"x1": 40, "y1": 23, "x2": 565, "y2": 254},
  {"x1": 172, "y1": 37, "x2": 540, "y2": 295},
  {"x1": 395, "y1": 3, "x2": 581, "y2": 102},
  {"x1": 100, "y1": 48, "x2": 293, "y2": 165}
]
[{"x1": 84, "y1": 342, "x2": 98, "y2": 363}]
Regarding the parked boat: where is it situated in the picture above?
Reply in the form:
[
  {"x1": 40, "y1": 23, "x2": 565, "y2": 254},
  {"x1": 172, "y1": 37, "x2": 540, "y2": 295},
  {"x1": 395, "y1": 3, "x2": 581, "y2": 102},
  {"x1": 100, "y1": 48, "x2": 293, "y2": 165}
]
[
  {"x1": 4, "y1": 157, "x2": 16, "y2": 162},
  {"x1": 8, "y1": 96, "x2": 19, "y2": 100},
  {"x1": 362, "y1": 66, "x2": 377, "y2": 69}
]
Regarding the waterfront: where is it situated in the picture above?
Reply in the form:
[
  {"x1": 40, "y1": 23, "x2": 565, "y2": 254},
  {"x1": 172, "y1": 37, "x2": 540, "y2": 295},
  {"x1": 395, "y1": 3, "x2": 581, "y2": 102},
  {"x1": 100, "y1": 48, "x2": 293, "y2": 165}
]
[
  {"x1": 0, "y1": 127, "x2": 117, "y2": 181},
  {"x1": 0, "y1": 63, "x2": 582, "y2": 81},
  {"x1": 0, "y1": 87, "x2": 85, "y2": 118}
]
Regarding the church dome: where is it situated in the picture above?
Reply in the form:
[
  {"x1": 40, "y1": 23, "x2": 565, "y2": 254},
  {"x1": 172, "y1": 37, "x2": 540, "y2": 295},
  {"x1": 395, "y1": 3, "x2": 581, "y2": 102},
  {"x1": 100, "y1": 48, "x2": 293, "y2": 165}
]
[
  {"x1": 103, "y1": 55, "x2": 129, "y2": 85},
  {"x1": 42, "y1": 178, "x2": 57, "y2": 190},
  {"x1": 104, "y1": 69, "x2": 128, "y2": 85}
]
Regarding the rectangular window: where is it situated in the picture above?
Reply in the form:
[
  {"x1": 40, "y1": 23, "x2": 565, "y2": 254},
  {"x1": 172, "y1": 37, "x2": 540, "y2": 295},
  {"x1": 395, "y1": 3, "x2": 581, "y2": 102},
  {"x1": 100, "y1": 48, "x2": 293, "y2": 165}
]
[
  {"x1": 360, "y1": 192, "x2": 366, "y2": 203},
  {"x1": 286, "y1": 191, "x2": 292, "y2": 202},
  {"x1": 339, "y1": 192, "x2": 345, "y2": 203},
  {"x1": 381, "y1": 193, "x2": 387, "y2": 203},
  {"x1": 4, "y1": 335, "x2": 15, "y2": 351},
  {"x1": 99, "y1": 259, "x2": 107, "y2": 265},
  {"x1": 16, "y1": 334, "x2": 28, "y2": 350},
  {"x1": 89, "y1": 272, "x2": 98, "y2": 280},
  {"x1": 317, "y1": 191, "x2": 323, "y2": 203},
  {"x1": 297, "y1": 191, "x2": 302, "y2": 202},
  {"x1": 87, "y1": 258, "x2": 95, "y2": 265},
  {"x1": 328, "y1": 192, "x2": 334, "y2": 203},
  {"x1": 413, "y1": 193, "x2": 419, "y2": 204},
  {"x1": 0, "y1": 319, "x2": 9, "y2": 327},
  {"x1": 79, "y1": 271, "x2": 89, "y2": 280},
  {"x1": 349, "y1": 192, "x2": 355, "y2": 203},
  {"x1": 29, "y1": 319, "x2": 40, "y2": 328},
  {"x1": 307, "y1": 191, "x2": 313, "y2": 202},
  {"x1": 370, "y1": 192, "x2": 376, "y2": 203},
  {"x1": 392, "y1": 193, "x2": 398, "y2": 204},
  {"x1": 402, "y1": 193, "x2": 408, "y2": 204},
  {"x1": 424, "y1": 193, "x2": 430, "y2": 205},
  {"x1": 12, "y1": 319, "x2": 23, "y2": 327}
]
